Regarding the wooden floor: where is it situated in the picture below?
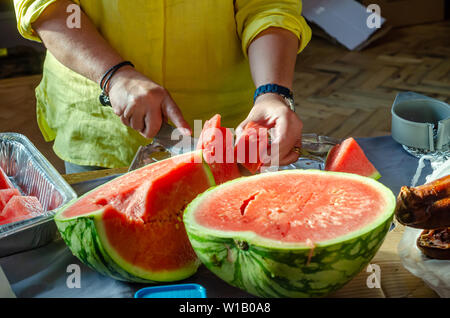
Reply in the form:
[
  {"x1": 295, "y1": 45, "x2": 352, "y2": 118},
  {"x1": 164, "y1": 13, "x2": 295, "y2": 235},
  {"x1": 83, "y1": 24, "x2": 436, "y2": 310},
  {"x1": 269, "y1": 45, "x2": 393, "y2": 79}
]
[
  {"x1": 295, "y1": 20, "x2": 450, "y2": 138},
  {"x1": 1, "y1": 21, "x2": 449, "y2": 174}
]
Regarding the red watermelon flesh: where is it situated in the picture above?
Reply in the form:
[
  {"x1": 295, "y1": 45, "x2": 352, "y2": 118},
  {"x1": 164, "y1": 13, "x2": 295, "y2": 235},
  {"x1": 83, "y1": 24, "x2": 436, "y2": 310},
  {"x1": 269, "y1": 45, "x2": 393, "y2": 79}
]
[
  {"x1": 0, "y1": 167, "x2": 13, "y2": 190},
  {"x1": 325, "y1": 137, "x2": 381, "y2": 180},
  {"x1": 0, "y1": 196, "x2": 43, "y2": 225},
  {"x1": 197, "y1": 114, "x2": 241, "y2": 184},
  {"x1": 0, "y1": 188, "x2": 21, "y2": 212},
  {"x1": 59, "y1": 151, "x2": 214, "y2": 273},
  {"x1": 235, "y1": 122, "x2": 270, "y2": 174},
  {"x1": 193, "y1": 171, "x2": 389, "y2": 243}
]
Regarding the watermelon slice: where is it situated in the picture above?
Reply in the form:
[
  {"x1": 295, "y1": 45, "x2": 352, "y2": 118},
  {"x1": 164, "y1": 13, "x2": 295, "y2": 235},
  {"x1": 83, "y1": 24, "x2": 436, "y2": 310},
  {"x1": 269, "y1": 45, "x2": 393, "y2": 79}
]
[
  {"x1": 235, "y1": 121, "x2": 270, "y2": 174},
  {"x1": 55, "y1": 151, "x2": 215, "y2": 283},
  {"x1": 184, "y1": 170, "x2": 395, "y2": 297},
  {"x1": 197, "y1": 114, "x2": 241, "y2": 184},
  {"x1": 0, "y1": 167, "x2": 13, "y2": 190},
  {"x1": 0, "y1": 196, "x2": 43, "y2": 225},
  {"x1": 0, "y1": 188, "x2": 21, "y2": 212},
  {"x1": 325, "y1": 137, "x2": 381, "y2": 180}
]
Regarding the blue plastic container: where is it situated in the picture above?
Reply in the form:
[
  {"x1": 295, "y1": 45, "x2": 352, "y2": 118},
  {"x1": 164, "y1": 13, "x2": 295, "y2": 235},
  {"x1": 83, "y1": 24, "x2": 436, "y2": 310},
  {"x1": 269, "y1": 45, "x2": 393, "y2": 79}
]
[{"x1": 134, "y1": 284, "x2": 207, "y2": 298}]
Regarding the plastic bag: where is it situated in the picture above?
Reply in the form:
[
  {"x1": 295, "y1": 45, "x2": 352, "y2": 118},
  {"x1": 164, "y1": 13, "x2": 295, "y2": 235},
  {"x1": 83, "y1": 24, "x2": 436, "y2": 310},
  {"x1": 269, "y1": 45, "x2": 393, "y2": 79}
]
[{"x1": 397, "y1": 158, "x2": 450, "y2": 298}]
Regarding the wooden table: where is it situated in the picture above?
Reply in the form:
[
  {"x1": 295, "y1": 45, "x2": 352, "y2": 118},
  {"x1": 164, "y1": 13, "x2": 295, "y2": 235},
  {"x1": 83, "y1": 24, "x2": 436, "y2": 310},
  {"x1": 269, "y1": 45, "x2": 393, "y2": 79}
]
[{"x1": 61, "y1": 169, "x2": 440, "y2": 298}]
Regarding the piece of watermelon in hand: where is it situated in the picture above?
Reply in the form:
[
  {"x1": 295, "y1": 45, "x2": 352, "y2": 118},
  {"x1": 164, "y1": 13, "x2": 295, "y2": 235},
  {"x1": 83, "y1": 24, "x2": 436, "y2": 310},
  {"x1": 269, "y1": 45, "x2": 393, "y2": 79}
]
[
  {"x1": 0, "y1": 188, "x2": 21, "y2": 212},
  {"x1": 0, "y1": 167, "x2": 14, "y2": 190},
  {"x1": 325, "y1": 137, "x2": 381, "y2": 180},
  {"x1": 197, "y1": 114, "x2": 241, "y2": 184},
  {"x1": 196, "y1": 114, "x2": 221, "y2": 150},
  {"x1": 235, "y1": 122, "x2": 270, "y2": 174},
  {"x1": 0, "y1": 196, "x2": 43, "y2": 225}
]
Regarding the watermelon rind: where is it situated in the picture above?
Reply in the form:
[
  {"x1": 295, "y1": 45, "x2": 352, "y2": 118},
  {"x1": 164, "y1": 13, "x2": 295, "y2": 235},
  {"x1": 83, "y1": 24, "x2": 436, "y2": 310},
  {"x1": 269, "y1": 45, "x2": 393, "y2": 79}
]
[
  {"x1": 183, "y1": 170, "x2": 395, "y2": 297},
  {"x1": 55, "y1": 150, "x2": 214, "y2": 283},
  {"x1": 369, "y1": 170, "x2": 382, "y2": 180}
]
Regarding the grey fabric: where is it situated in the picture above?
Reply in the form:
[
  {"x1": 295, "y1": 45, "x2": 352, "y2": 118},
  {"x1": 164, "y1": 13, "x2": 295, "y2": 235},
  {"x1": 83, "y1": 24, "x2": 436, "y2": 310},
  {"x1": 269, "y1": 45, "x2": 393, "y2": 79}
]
[{"x1": 0, "y1": 136, "x2": 433, "y2": 298}]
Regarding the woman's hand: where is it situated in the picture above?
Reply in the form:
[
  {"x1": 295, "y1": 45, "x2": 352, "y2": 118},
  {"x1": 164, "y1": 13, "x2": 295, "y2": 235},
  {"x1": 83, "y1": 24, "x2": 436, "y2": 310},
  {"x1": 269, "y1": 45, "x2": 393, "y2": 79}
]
[
  {"x1": 108, "y1": 67, "x2": 191, "y2": 139},
  {"x1": 236, "y1": 93, "x2": 303, "y2": 166}
]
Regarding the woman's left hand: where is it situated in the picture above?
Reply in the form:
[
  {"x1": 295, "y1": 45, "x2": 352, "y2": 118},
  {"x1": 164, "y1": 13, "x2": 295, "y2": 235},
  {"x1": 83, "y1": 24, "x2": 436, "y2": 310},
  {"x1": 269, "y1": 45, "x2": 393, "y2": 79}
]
[{"x1": 236, "y1": 93, "x2": 303, "y2": 166}]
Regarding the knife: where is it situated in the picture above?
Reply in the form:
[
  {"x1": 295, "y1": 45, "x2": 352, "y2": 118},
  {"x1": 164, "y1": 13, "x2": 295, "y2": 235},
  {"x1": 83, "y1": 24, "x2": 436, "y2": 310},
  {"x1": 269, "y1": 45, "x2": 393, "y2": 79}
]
[
  {"x1": 128, "y1": 122, "x2": 198, "y2": 171},
  {"x1": 128, "y1": 122, "x2": 340, "y2": 172}
]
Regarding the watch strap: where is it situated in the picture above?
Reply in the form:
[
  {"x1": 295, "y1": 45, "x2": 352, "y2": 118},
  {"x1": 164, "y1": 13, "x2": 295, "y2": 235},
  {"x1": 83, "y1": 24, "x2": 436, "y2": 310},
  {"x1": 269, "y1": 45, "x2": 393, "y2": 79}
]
[{"x1": 253, "y1": 83, "x2": 295, "y2": 112}]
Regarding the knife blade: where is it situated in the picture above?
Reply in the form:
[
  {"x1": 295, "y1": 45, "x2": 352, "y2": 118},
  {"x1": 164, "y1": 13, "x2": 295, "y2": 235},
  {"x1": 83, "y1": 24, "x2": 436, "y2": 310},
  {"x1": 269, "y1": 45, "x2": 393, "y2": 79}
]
[
  {"x1": 128, "y1": 122, "x2": 198, "y2": 171},
  {"x1": 153, "y1": 121, "x2": 198, "y2": 152}
]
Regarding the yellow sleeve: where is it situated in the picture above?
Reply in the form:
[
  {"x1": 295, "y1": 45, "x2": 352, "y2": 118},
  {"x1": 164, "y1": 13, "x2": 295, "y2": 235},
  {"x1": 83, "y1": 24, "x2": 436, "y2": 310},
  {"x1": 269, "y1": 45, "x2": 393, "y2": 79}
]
[
  {"x1": 235, "y1": 0, "x2": 312, "y2": 58},
  {"x1": 13, "y1": 0, "x2": 80, "y2": 42}
]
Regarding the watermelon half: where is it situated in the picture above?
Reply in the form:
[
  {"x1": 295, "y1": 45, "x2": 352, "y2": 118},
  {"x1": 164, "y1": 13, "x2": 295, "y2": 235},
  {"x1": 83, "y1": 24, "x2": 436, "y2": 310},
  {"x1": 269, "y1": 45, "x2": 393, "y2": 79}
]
[
  {"x1": 55, "y1": 151, "x2": 215, "y2": 283},
  {"x1": 184, "y1": 170, "x2": 395, "y2": 297},
  {"x1": 325, "y1": 137, "x2": 381, "y2": 180}
]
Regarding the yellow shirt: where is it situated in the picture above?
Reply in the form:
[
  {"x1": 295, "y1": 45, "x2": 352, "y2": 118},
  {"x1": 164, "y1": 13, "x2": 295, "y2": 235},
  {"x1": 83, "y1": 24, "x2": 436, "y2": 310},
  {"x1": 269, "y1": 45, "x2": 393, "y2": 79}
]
[{"x1": 14, "y1": 0, "x2": 311, "y2": 168}]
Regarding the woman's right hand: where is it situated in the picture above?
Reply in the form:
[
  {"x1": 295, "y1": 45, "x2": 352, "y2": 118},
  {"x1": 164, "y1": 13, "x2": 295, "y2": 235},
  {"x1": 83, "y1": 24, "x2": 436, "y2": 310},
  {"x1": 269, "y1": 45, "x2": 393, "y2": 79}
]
[{"x1": 107, "y1": 67, "x2": 192, "y2": 139}]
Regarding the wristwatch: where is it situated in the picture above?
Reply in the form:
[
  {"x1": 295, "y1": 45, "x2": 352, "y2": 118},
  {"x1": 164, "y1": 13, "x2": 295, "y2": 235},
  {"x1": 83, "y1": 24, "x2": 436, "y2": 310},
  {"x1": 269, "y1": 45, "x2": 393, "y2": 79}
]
[{"x1": 253, "y1": 83, "x2": 296, "y2": 112}]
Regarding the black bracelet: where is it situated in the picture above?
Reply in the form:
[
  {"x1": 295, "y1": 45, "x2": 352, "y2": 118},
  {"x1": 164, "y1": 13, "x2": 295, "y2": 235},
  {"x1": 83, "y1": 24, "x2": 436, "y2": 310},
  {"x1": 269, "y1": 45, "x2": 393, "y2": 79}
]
[{"x1": 99, "y1": 61, "x2": 134, "y2": 106}]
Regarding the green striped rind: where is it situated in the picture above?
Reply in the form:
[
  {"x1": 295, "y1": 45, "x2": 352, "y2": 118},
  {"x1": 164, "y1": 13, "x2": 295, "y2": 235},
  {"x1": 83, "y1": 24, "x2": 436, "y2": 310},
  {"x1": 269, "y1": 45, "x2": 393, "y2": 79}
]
[
  {"x1": 370, "y1": 170, "x2": 382, "y2": 180},
  {"x1": 55, "y1": 208, "x2": 156, "y2": 283},
  {"x1": 54, "y1": 150, "x2": 214, "y2": 283},
  {"x1": 55, "y1": 208, "x2": 201, "y2": 283},
  {"x1": 184, "y1": 170, "x2": 396, "y2": 297}
]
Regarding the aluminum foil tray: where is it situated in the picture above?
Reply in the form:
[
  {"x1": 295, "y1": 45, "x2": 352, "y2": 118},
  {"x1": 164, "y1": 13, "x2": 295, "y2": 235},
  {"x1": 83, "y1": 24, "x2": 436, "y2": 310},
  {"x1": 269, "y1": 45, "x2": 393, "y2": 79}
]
[{"x1": 0, "y1": 133, "x2": 77, "y2": 257}]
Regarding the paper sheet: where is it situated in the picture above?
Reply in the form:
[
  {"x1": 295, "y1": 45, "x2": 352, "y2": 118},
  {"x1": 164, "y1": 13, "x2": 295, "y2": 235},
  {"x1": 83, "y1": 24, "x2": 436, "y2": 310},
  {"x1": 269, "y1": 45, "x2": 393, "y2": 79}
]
[{"x1": 397, "y1": 158, "x2": 450, "y2": 298}]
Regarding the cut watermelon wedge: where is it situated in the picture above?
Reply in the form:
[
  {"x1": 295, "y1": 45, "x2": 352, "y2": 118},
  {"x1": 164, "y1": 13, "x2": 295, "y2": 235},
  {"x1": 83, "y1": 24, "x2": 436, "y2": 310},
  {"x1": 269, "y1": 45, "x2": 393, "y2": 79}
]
[
  {"x1": 0, "y1": 188, "x2": 21, "y2": 212},
  {"x1": 325, "y1": 137, "x2": 381, "y2": 180},
  {"x1": 0, "y1": 196, "x2": 43, "y2": 225},
  {"x1": 235, "y1": 122, "x2": 270, "y2": 174},
  {"x1": 197, "y1": 114, "x2": 241, "y2": 184},
  {"x1": 0, "y1": 167, "x2": 14, "y2": 190},
  {"x1": 55, "y1": 150, "x2": 215, "y2": 283}
]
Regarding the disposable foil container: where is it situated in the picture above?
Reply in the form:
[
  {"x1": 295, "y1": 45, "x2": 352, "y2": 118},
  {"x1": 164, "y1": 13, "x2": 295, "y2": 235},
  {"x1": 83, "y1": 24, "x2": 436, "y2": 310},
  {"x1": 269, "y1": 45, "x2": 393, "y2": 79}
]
[{"x1": 0, "y1": 133, "x2": 77, "y2": 257}]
